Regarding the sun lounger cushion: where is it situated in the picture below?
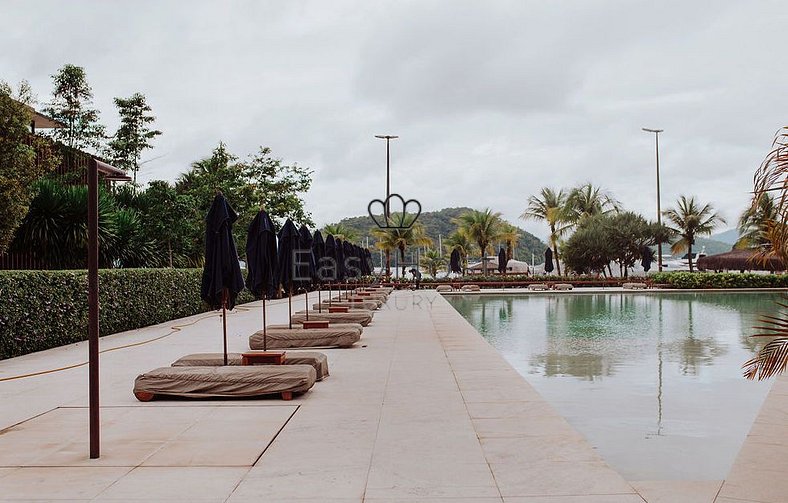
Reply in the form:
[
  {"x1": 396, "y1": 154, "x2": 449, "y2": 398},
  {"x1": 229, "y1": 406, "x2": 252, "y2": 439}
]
[
  {"x1": 332, "y1": 296, "x2": 383, "y2": 308},
  {"x1": 171, "y1": 352, "x2": 329, "y2": 380},
  {"x1": 528, "y1": 283, "x2": 549, "y2": 291},
  {"x1": 315, "y1": 301, "x2": 379, "y2": 311},
  {"x1": 460, "y1": 284, "x2": 480, "y2": 292},
  {"x1": 554, "y1": 283, "x2": 573, "y2": 290},
  {"x1": 133, "y1": 365, "x2": 316, "y2": 399},
  {"x1": 267, "y1": 323, "x2": 363, "y2": 336},
  {"x1": 250, "y1": 326, "x2": 361, "y2": 349},
  {"x1": 292, "y1": 310, "x2": 373, "y2": 326},
  {"x1": 623, "y1": 282, "x2": 648, "y2": 290},
  {"x1": 435, "y1": 285, "x2": 453, "y2": 292}
]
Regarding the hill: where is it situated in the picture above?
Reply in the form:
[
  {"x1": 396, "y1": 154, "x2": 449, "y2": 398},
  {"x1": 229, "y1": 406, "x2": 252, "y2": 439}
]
[
  {"x1": 710, "y1": 229, "x2": 739, "y2": 246},
  {"x1": 329, "y1": 207, "x2": 548, "y2": 267}
]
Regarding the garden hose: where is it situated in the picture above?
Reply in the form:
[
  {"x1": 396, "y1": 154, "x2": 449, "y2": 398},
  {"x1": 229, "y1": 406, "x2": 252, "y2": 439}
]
[{"x1": 0, "y1": 304, "x2": 255, "y2": 382}]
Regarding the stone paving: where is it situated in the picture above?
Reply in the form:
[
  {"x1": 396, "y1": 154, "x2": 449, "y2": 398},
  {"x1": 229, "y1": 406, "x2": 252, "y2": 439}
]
[{"x1": 0, "y1": 288, "x2": 786, "y2": 502}]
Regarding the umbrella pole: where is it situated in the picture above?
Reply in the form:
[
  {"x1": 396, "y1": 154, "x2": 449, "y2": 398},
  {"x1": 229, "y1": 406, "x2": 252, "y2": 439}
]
[
  {"x1": 262, "y1": 296, "x2": 267, "y2": 352},
  {"x1": 305, "y1": 288, "x2": 309, "y2": 321},
  {"x1": 328, "y1": 283, "x2": 332, "y2": 307},
  {"x1": 288, "y1": 285, "x2": 293, "y2": 330},
  {"x1": 222, "y1": 288, "x2": 228, "y2": 366},
  {"x1": 318, "y1": 286, "x2": 322, "y2": 313}
]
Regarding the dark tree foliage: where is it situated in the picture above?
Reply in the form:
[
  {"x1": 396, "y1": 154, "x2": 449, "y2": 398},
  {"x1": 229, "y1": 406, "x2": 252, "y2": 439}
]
[{"x1": 107, "y1": 92, "x2": 162, "y2": 184}]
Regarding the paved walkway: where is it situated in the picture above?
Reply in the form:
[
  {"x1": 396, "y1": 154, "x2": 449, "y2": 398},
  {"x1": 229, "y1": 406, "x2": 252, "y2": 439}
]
[{"x1": 0, "y1": 289, "x2": 786, "y2": 502}]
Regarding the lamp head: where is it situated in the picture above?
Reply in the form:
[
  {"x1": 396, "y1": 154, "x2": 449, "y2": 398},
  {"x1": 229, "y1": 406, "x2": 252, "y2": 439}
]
[{"x1": 642, "y1": 128, "x2": 664, "y2": 133}]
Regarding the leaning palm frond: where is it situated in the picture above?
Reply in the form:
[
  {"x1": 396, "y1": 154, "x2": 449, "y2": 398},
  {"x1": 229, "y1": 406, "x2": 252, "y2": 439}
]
[
  {"x1": 752, "y1": 127, "x2": 788, "y2": 264},
  {"x1": 743, "y1": 338, "x2": 788, "y2": 380}
]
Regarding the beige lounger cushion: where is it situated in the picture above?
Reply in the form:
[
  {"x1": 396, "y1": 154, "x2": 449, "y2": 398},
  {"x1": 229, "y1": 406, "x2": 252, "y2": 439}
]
[
  {"x1": 435, "y1": 285, "x2": 453, "y2": 292},
  {"x1": 267, "y1": 323, "x2": 363, "y2": 336},
  {"x1": 554, "y1": 283, "x2": 573, "y2": 290},
  {"x1": 332, "y1": 296, "x2": 383, "y2": 308},
  {"x1": 315, "y1": 301, "x2": 379, "y2": 311},
  {"x1": 171, "y1": 352, "x2": 329, "y2": 380},
  {"x1": 133, "y1": 365, "x2": 316, "y2": 399},
  {"x1": 250, "y1": 326, "x2": 361, "y2": 349},
  {"x1": 528, "y1": 283, "x2": 548, "y2": 291},
  {"x1": 623, "y1": 282, "x2": 648, "y2": 290},
  {"x1": 292, "y1": 310, "x2": 373, "y2": 326},
  {"x1": 460, "y1": 285, "x2": 480, "y2": 292}
]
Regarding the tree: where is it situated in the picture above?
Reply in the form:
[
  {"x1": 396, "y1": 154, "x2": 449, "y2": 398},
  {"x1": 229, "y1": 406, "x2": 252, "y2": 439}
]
[
  {"x1": 520, "y1": 188, "x2": 568, "y2": 275},
  {"x1": 561, "y1": 215, "x2": 616, "y2": 275},
  {"x1": 499, "y1": 222, "x2": 520, "y2": 261},
  {"x1": 663, "y1": 195, "x2": 726, "y2": 272},
  {"x1": 0, "y1": 81, "x2": 59, "y2": 254},
  {"x1": 322, "y1": 223, "x2": 359, "y2": 242},
  {"x1": 444, "y1": 230, "x2": 474, "y2": 275},
  {"x1": 176, "y1": 143, "x2": 313, "y2": 262},
  {"x1": 565, "y1": 183, "x2": 621, "y2": 224},
  {"x1": 419, "y1": 249, "x2": 447, "y2": 278},
  {"x1": 604, "y1": 212, "x2": 655, "y2": 277},
  {"x1": 455, "y1": 208, "x2": 504, "y2": 275},
  {"x1": 736, "y1": 193, "x2": 778, "y2": 249},
  {"x1": 43, "y1": 64, "x2": 105, "y2": 152},
  {"x1": 372, "y1": 214, "x2": 432, "y2": 276},
  {"x1": 107, "y1": 92, "x2": 162, "y2": 185}
]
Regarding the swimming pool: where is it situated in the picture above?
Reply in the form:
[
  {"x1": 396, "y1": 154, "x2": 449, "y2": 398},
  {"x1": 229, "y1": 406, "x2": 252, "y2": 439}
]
[{"x1": 447, "y1": 291, "x2": 779, "y2": 480}]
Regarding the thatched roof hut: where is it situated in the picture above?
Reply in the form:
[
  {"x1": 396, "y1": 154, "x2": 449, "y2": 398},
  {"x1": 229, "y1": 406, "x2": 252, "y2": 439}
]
[{"x1": 697, "y1": 248, "x2": 784, "y2": 272}]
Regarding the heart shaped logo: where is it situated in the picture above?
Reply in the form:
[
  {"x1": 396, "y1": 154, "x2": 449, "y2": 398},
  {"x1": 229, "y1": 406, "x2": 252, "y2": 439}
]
[{"x1": 367, "y1": 193, "x2": 422, "y2": 229}]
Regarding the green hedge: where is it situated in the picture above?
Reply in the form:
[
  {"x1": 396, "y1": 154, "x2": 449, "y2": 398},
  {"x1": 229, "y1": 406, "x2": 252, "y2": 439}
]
[
  {"x1": 650, "y1": 272, "x2": 788, "y2": 289},
  {"x1": 0, "y1": 269, "x2": 254, "y2": 360}
]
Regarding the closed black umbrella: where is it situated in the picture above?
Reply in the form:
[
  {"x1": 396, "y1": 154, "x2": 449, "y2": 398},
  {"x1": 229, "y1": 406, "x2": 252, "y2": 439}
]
[
  {"x1": 364, "y1": 248, "x2": 373, "y2": 276},
  {"x1": 324, "y1": 234, "x2": 339, "y2": 305},
  {"x1": 200, "y1": 193, "x2": 244, "y2": 365},
  {"x1": 497, "y1": 247, "x2": 507, "y2": 274},
  {"x1": 277, "y1": 219, "x2": 300, "y2": 329},
  {"x1": 641, "y1": 246, "x2": 654, "y2": 273},
  {"x1": 298, "y1": 225, "x2": 316, "y2": 318},
  {"x1": 544, "y1": 248, "x2": 555, "y2": 274},
  {"x1": 344, "y1": 241, "x2": 358, "y2": 279},
  {"x1": 245, "y1": 209, "x2": 278, "y2": 352},
  {"x1": 335, "y1": 238, "x2": 346, "y2": 298},
  {"x1": 450, "y1": 249, "x2": 462, "y2": 274},
  {"x1": 312, "y1": 230, "x2": 327, "y2": 312}
]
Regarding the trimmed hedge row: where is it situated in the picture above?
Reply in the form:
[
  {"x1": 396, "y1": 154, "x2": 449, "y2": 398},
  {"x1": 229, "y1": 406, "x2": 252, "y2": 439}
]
[
  {"x1": 0, "y1": 269, "x2": 254, "y2": 360},
  {"x1": 650, "y1": 272, "x2": 788, "y2": 289}
]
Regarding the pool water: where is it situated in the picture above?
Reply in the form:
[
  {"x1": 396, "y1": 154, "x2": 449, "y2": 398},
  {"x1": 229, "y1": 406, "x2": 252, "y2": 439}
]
[{"x1": 448, "y1": 292, "x2": 779, "y2": 480}]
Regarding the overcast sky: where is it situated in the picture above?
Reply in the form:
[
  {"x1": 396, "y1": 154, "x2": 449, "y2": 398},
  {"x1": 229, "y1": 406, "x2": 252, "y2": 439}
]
[{"x1": 3, "y1": 0, "x2": 786, "y2": 241}]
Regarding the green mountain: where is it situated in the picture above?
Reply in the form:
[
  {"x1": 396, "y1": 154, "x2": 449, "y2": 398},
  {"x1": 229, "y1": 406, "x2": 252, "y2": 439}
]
[{"x1": 328, "y1": 207, "x2": 548, "y2": 267}]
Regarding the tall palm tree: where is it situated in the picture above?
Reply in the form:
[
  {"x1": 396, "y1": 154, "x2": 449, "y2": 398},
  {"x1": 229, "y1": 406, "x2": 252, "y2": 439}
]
[
  {"x1": 372, "y1": 215, "x2": 432, "y2": 276},
  {"x1": 455, "y1": 208, "x2": 504, "y2": 275},
  {"x1": 499, "y1": 222, "x2": 520, "y2": 261},
  {"x1": 444, "y1": 230, "x2": 474, "y2": 275},
  {"x1": 322, "y1": 223, "x2": 359, "y2": 243},
  {"x1": 565, "y1": 183, "x2": 621, "y2": 224},
  {"x1": 521, "y1": 187, "x2": 569, "y2": 275},
  {"x1": 736, "y1": 193, "x2": 778, "y2": 249},
  {"x1": 663, "y1": 195, "x2": 726, "y2": 272}
]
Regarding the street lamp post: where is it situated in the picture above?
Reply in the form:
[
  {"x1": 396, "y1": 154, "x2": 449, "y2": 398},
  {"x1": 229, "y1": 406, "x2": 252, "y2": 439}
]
[
  {"x1": 374, "y1": 135, "x2": 398, "y2": 221},
  {"x1": 642, "y1": 128, "x2": 664, "y2": 272}
]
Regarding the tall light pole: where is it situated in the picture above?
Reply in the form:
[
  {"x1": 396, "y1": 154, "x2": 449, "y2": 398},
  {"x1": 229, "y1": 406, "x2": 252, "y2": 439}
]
[
  {"x1": 375, "y1": 135, "x2": 398, "y2": 221},
  {"x1": 643, "y1": 128, "x2": 664, "y2": 272}
]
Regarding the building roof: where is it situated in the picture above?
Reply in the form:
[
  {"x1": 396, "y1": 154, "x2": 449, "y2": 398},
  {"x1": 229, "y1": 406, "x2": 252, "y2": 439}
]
[{"x1": 697, "y1": 248, "x2": 784, "y2": 272}]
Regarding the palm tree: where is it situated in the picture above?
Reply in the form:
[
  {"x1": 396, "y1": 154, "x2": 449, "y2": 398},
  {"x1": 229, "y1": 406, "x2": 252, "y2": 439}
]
[
  {"x1": 521, "y1": 187, "x2": 569, "y2": 275},
  {"x1": 565, "y1": 183, "x2": 621, "y2": 224},
  {"x1": 372, "y1": 214, "x2": 432, "y2": 276},
  {"x1": 419, "y1": 249, "x2": 447, "y2": 278},
  {"x1": 736, "y1": 193, "x2": 778, "y2": 249},
  {"x1": 455, "y1": 208, "x2": 504, "y2": 275},
  {"x1": 322, "y1": 223, "x2": 359, "y2": 243},
  {"x1": 444, "y1": 230, "x2": 474, "y2": 275},
  {"x1": 663, "y1": 195, "x2": 726, "y2": 272},
  {"x1": 499, "y1": 223, "x2": 520, "y2": 261}
]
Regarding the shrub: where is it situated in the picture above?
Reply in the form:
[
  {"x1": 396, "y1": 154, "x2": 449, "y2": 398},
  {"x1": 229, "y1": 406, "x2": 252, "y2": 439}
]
[
  {"x1": 650, "y1": 272, "x2": 788, "y2": 289},
  {"x1": 0, "y1": 269, "x2": 255, "y2": 360}
]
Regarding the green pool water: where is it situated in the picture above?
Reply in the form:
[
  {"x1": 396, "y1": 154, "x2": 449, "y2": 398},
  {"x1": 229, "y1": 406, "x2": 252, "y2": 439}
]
[{"x1": 448, "y1": 291, "x2": 780, "y2": 481}]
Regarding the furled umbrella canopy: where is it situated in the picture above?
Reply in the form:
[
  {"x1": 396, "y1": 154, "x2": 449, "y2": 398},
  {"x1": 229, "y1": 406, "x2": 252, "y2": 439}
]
[
  {"x1": 297, "y1": 224, "x2": 316, "y2": 289},
  {"x1": 277, "y1": 219, "x2": 300, "y2": 294},
  {"x1": 245, "y1": 209, "x2": 278, "y2": 300},
  {"x1": 344, "y1": 241, "x2": 358, "y2": 278},
  {"x1": 544, "y1": 248, "x2": 555, "y2": 274},
  {"x1": 450, "y1": 249, "x2": 462, "y2": 274},
  {"x1": 640, "y1": 247, "x2": 654, "y2": 273},
  {"x1": 323, "y1": 234, "x2": 339, "y2": 283},
  {"x1": 335, "y1": 238, "x2": 346, "y2": 282},
  {"x1": 312, "y1": 230, "x2": 327, "y2": 281},
  {"x1": 497, "y1": 247, "x2": 507, "y2": 274},
  {"x1": 200, "y1": 193, "x2": 245, "y2": 310}
]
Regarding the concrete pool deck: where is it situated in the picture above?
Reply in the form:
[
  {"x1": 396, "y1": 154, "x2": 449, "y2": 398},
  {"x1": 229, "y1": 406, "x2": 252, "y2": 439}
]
[{"x1": 0, "y1": 289, "x2": 785, "y2": 502}]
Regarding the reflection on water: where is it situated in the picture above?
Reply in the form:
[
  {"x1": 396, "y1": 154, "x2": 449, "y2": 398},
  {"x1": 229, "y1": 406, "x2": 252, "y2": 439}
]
[{"x1": 448, "y1": 292, "x2": 779, "y2": 480}]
